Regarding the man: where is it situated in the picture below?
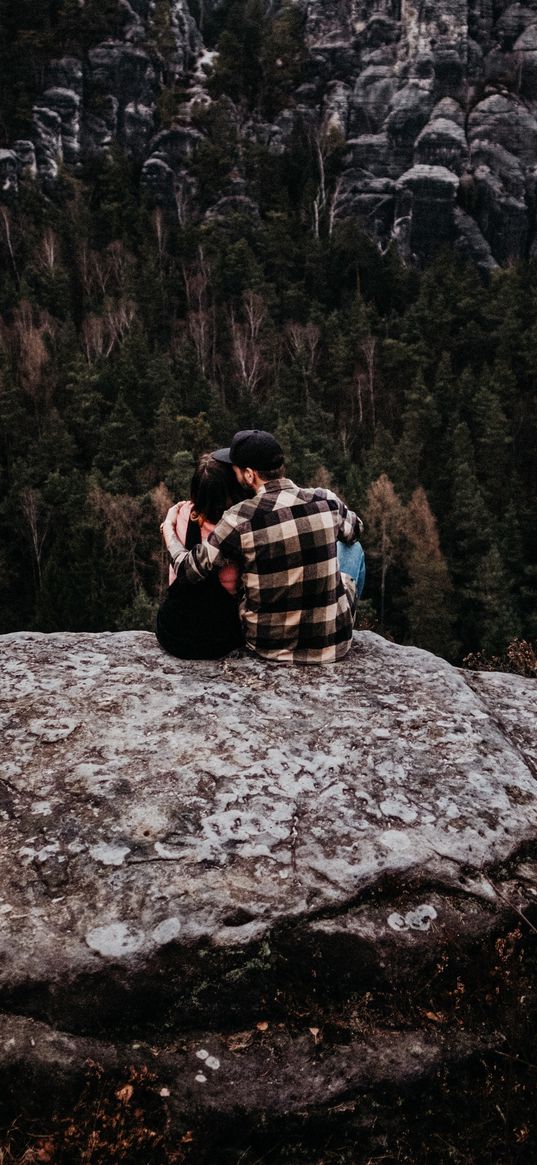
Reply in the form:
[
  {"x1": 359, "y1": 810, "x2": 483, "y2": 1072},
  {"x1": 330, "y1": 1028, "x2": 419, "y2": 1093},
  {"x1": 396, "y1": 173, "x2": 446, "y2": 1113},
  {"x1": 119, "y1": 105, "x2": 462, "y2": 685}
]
[{"x1": 161, "y1": 429, "x2": 365, "y2": 664}]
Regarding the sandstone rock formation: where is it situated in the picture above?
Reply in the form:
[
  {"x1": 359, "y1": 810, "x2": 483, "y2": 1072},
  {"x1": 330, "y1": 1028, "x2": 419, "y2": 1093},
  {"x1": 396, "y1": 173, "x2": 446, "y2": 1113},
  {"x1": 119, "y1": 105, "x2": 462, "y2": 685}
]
[
  {"x1": 5, "y1": 2, "x2": 537, "y2": 265},
  {"x1": 0, "y1": 630, "x2": 536, "y2": 1142},
  {"x1": 5, "y1": 1, "x2": 537, "y2": 266}
]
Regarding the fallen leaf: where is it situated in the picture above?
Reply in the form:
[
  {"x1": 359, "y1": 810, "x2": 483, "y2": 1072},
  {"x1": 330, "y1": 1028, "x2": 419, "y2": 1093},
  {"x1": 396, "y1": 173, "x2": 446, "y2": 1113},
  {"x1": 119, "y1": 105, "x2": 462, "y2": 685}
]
[
  {"x1": 227, "y1": 1031, "x2": 253, "y2": 1053},
  {"x1": 423, "y1": 1010, "x2": 447, "y2": 1023},
  {"x1": 181, "y1": 1131, "x2": 194, "y2": 1144},
  {"x1": 256, "y1": 1021, "x2": 269, "y2": 1032},
  {"x1": 116, "y1": 1083, "x2": 134, "y2": 1103}
]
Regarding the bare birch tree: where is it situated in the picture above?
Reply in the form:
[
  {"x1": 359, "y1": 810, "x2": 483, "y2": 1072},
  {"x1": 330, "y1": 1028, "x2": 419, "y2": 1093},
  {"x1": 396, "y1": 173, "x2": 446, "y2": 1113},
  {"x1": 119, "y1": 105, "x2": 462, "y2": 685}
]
[
  {"x1": 284, "y1": 321, "x2": 320, "y2": 376},
  {"x1": 20, "y1": 487, "x2": 50, "y2": 590},
  {"x1": 183, "y1": 250, "x2": 217, "y2": 381},
  {"x1": 230, "y1": 290, "x2": 268, "y2": 399},
  {"x1": 35, "y1": 228, "x2": 60, "y2": 276},
  {"x1": 11, "y1": 301, "x2": 55, "y2": 402},
  {"x1": 365, "y1": 474, "x2": 404, "y2": 630},
  {"x1": 0, "y1": 207, "x2": 20, "y2": 288},
  {"x1": 361, "y1": 335, "x2": 377, "y2": 432},
  {"x1": 89, "y1": 484, "x2": 143, "y2": 589}
]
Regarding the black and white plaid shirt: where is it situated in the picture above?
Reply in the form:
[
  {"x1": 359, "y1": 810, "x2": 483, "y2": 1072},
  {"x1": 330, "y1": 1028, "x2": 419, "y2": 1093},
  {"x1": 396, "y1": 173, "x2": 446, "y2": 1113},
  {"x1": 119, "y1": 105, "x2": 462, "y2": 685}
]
[{"x1": 169, "y1": 478, "x2": 363, "y2": 664}]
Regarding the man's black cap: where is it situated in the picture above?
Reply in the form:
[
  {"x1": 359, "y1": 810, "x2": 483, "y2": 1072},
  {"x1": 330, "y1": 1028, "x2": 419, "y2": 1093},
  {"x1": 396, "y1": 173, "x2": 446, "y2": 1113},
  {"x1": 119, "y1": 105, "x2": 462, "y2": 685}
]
[{"x1": 213, "y1": 430, "x2": 284, "y2": 471}]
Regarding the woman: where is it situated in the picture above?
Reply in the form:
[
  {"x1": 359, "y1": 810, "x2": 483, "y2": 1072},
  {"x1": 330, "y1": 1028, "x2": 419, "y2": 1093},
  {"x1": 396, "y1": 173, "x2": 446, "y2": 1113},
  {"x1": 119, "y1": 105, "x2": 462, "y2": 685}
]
[{"x1": 156, "y1": 454, "x2": 244, "y2": 659}]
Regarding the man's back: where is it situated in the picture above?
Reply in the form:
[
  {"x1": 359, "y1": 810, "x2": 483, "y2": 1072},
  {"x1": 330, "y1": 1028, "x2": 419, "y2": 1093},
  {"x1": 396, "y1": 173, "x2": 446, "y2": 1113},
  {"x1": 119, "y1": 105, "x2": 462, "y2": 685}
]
[{"x1": 173, "y1": 478, "x2": 362, "y2": 664}]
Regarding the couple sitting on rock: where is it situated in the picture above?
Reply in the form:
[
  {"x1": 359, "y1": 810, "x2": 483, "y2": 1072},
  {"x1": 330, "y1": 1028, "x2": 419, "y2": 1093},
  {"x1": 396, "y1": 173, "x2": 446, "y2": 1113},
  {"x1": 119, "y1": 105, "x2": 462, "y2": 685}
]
[{"x1": 158, "y1": 429, "x2": 365, "y2": 664}]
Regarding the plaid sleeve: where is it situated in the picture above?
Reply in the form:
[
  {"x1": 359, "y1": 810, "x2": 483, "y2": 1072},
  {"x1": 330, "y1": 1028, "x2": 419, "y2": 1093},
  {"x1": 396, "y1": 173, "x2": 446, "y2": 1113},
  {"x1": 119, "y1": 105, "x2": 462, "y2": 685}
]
[
  {"x1": 321, "y1": 489, "x2": 363, "y2": 544},
  {"x1": 172, "y1": 512, "x2": 242, "y2": 585}
]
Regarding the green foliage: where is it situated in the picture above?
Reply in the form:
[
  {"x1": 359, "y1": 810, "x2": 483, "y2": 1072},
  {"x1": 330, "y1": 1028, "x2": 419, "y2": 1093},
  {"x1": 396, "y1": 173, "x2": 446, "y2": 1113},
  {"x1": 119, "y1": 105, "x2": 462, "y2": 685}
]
[
  {"x1": 208, "y1": 0, "x2": 266, "y2": 107},
  {"x1": 207, "y1": 0, "x2": 307, "y2": 117},
  {"x1": 258, "y1": 3, "x2": 308, "y2": 119},
  {"x1": 191, "y1": 99, "x2": 240, "y2": 210},
  {"x1": 94, "y1": 393, "x2": 142, "y2": 492}
]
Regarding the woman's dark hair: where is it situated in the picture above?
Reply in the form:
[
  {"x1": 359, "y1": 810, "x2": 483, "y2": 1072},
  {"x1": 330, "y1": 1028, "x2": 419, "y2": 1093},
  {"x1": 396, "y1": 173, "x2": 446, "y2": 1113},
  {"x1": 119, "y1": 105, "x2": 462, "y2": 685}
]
[{"x1": 190, "y1": 453, "x2": 245, "y2": 524}]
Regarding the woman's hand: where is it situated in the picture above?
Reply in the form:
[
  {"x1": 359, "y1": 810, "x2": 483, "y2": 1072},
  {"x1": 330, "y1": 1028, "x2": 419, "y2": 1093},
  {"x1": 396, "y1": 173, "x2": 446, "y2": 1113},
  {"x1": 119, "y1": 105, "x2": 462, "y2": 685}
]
[{"x1": 160, "y1": 502, "x2": 183, "y2": 547}]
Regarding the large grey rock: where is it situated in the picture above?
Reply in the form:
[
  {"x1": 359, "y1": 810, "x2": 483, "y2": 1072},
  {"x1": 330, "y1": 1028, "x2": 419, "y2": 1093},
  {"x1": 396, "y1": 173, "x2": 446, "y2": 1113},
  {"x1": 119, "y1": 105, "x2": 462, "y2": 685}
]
[
  {"x1": 321, "y1": 80, "x2": 352, "y2": 138},
  {"x1": 1, "y1": 630, "x2": 536, "y2": 1005},
  {"x1": 0, "y1": 630, "x2": 536, "y2": 1144},
  {"x1": 148, "y1": 124, "x2": 204, "y2": 168},
  {"x1": 344, "y1": 132, "x2": 395, "y2": 176},
  {"x1": 0, "y1": 150, "x2": 18, "y2": 197},
  {"x1": 470, "y1": 162, "x2": 529, "y2": 261},
  {"x1": 414, "y1": 116, "x2": 469, "y2": 173},
  {"x1": 397, "y1": 0, "x2": 468, "y2": 105},
  {"x1": 333, "y1": 170, "x2": 395, "y2": 239},
  {"x1": 466, "y1": 137, "x2": 532, "y2": 261},
  {"x1": 395, "y1": 164, "x2": 460, "y2": 260},
  {"x1": 141, "y1": 154, "x2": 178, "y2": 208},
  {"x1": 45, "y1": 56, "x2": 84, "y2": 97},
  {"x1": 453, "y1": 205, "x2": 501, "y2": 272},
  {"x1": 166, "y1": 0, "x2": 202, "y2": 76},
  {"x1": 349, "y1": 66, "x2": 397, "y2": 136},
  {"x1": 32, "y1": 106, "x2": 63, "y2": 181},
  {"x1": 430, "y1": 96, "x2": 466, "y2": 126},
  {"x1": 141, "y1": 123, "x2": 206, "y2": 215},
  {"x1": 87, "y1": 41, "x2": 158, "y2": 154},
  {"x1": 87, "y1": 42, "x2": 152, "y2": 98},
  {"x1": 495, "y1": 3, "x2": 537, "y2": 49},
  {"x1": 82, "y1": 97, "x2": 119, "y2": 157},
  {"x1": 514, "y1": 22, "x2": 537, "y2": 99},
  {"x1": 302, "y1": 0, "x2": 356, "y2": 52},
  {"x1": 40, "y1": 87, "x2": 82, "y2": 166},
  {"x1": 119, "y1": 0, "x2": 147, "y2": 42},
  {"x1": 261, "y1": 105, "x2": 318, "y2": 156},
  {"x1": 469, "y1": 0, "x2": 495, "y2": 45},
  {"x1": 386, "y1": 83, "x2": 435, "y2": 166},
  {"x1": 468, "y1": 94, "x2": 537, "y2": 166},
  {"x1": 356, "y1": 12, "x2": 400, "y2": 53},
  {"x1": 470, "y1": 139, "x2": 526, "y2": 199},
  {"x1": 12, "y1": 141, "x2": 37, "y2": 179}
]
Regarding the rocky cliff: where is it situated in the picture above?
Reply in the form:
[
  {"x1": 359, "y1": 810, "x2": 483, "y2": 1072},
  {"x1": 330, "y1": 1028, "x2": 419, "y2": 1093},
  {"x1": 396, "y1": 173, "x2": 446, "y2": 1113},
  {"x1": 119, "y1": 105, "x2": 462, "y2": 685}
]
[
  {"x1": 5, "y1": 1, "x2": 537, "y2": 268},
  {"x1": 1, "y1": 630, "x2": 536, "y2": 1156}
]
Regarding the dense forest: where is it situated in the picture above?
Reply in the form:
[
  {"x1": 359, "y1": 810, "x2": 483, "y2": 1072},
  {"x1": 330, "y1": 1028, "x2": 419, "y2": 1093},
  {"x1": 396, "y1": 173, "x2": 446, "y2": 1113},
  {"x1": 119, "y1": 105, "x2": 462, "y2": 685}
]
[{"x1": 0, "y1": 0, "x2": 536, "y2": 669}]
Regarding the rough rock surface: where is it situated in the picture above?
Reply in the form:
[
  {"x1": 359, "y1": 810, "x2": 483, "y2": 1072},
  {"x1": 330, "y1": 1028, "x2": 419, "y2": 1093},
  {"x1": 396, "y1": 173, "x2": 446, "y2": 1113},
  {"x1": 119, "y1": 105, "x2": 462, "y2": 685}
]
[
  {"x1": 0, "y1": 149, "x2": 18, "y2": 197},
  {"x1": 7, "y1": 1, "x2": 537, "y2": 264},
  {"x1": 1, "y1": 630, "x2": 536, "y2": 1132}
]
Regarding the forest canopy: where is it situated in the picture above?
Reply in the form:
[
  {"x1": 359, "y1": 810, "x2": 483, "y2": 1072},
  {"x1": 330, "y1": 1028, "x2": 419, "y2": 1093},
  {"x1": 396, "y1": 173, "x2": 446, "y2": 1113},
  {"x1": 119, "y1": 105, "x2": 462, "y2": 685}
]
[{"x1": 0, "y1": 146, "x2": 535, "y2": 668}]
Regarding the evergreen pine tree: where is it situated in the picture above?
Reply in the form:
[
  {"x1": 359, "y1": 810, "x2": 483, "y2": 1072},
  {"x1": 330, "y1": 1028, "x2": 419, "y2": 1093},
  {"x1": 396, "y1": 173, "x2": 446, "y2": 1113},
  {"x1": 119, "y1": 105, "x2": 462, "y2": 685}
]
[
  {"x1": 95, "y1": 393, "x2": 142, "y2": 492},
  {"x1": 392, "y1": 369, "x2": 441, "y2": 500},
  {"x1": 448, "y1": 422, "x2": 494, "y2": 652},
  {"x1": 0, "y1": 369, "x2": 29, "y2": 474},
  {"x1": 64, "y1": 358, "x2": 106, "y2": 467},
  {"x1": 361, "y1": 425, "x2": 396, "y2": 490},
  {"x1": 153, "y1": 394, "x2": 182, "y2": 478},
  {"x1": 471, "y1": 379, "x2": 512, "y2": 510},
  {"x1": 478, "y1": 542, "x2": 521, "y2": 658},
  {"x1": 432, "y1": 351, "x2": 457, "y2": 421}
]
